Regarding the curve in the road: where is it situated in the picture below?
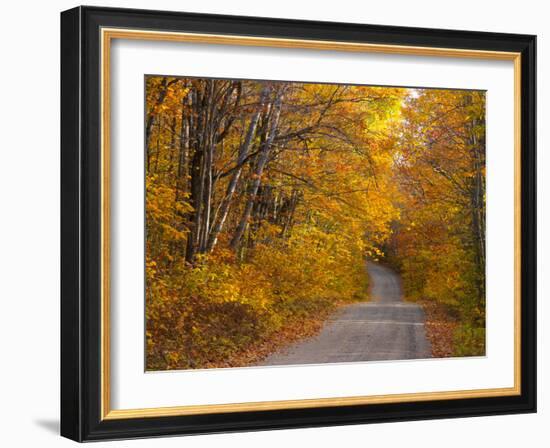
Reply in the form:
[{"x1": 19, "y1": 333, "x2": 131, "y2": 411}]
[{"x1": 259, "y1": 262, "x2": 432, "y2": 366}]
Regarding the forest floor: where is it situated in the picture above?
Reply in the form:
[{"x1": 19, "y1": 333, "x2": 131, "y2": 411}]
[
  {"x1": 255, "y1": 263, "x2": 431, "y2": 366},
  {"x1": 416, "y1": 298, "x2": 459, "y2": 358},
  {"x1": 215, "y1": 302, "x2": 343, "y2": 368}
]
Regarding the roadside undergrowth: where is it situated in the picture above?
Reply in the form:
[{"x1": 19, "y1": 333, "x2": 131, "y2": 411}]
[
  {"x1": 146, "y1": 238, "x2": 370, "y2": 371},
  {"x1": 415, "y1": 298, "x2": 459, "y2": 358}
]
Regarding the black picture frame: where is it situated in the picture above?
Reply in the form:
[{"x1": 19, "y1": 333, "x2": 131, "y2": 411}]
[{"x1": 61, "y1": 5, "x2": 536, "y2": 442}]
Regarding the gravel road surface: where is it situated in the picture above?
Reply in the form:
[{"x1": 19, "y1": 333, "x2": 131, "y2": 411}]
[{"x1": 260, "y1": 263, "x2": 431, "y2": 366}]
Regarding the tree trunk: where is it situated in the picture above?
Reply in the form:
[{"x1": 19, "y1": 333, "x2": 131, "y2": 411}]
[
  {"x1": 175, "y1": 92, "x2": 190, "y2": 204},
  {"x1": 206, "y1": 86, "x2": 270, "y2": 252},
  {"x1": 185, "y1": 88, "x2": 204, "y2": 263},
  {"x1": 230, "y1": 88, "x2": 284, "y2": 251},
  {"x1": 465, "y1": 94, "x2": 486, "y2": 314}
]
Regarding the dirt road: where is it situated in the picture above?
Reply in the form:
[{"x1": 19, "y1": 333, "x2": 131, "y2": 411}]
[{"x1": 260, "y1": 263, "x2": 431, "y2": 366}]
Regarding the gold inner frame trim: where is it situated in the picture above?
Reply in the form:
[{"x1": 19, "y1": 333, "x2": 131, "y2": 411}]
[{"x1": 100, "y1": 27, "x2": 522, "y2": 421}]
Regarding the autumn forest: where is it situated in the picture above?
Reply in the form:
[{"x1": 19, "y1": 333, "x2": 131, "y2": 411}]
[{"x1": 145, "y1": 76, "x2": 486, "y2": 370}]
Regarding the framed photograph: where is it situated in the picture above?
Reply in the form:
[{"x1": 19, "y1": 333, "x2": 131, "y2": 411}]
[{"x1": 61, "y1": 6, "x2": 536, "y2": 441}]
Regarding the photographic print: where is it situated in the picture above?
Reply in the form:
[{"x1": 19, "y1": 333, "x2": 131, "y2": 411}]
[
  {"x1": 61, "y1": 8, "x2": 536, "y2": 440},
  {"x1": 144, "y1": 76, "x2": 486, "y2": 371}
]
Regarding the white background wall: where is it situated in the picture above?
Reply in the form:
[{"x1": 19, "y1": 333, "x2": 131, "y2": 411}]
[{"x1": 0, "y1": 0, "x2": 546, "y2": 446}]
